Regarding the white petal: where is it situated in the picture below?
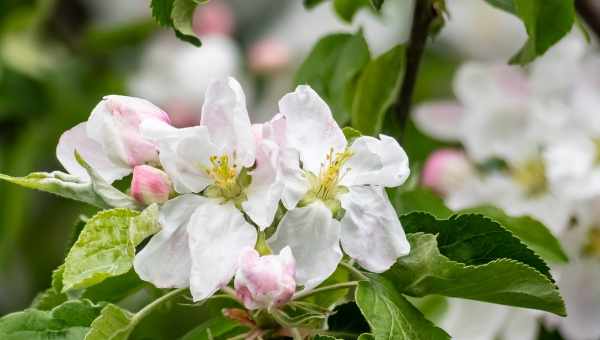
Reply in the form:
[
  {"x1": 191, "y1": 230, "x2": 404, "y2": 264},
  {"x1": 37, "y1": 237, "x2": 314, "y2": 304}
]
[
  {"x1": 56, "y1": 122, "x2": 130, "y2": 183},
  {"x1": 499, "y1": 310, "x2": 539, "y2": 340},
  {"x1": 340, "y1": 186, "x2": 410, "y2": 272},
  {"x1": 279, "y1": 148, "x2": 310, "y2": 210},
  {"x1": 278, "y1": 85, "x2": 346, "y2": 173},
  {"x1": 342, "y1": 135, "x2": 410, "y2": 188},
  {"x1": 268, "y1": 202, "x2": 342, "y2": 289},
  {"x1": 187, "y1": 200, "x2": 257, "y2": 301},
  {"x1": 201, "y1": 77, "x2": 255, "y2": 167},
  {"x1": 413, "y1": 101, "x2": 464, "y2": 141},
  {"x1": 440, "y1": 298, "x2": 510, "y2": 340},
  {"x1": 133, "y1": 194, "x2": 205, "y2": 288},
  {"x1": 142, "y1": 120, "x2": 216, "y2": 194},
  {"x1": 242, "y1": 141, "x2": 284, "y2": 230}
]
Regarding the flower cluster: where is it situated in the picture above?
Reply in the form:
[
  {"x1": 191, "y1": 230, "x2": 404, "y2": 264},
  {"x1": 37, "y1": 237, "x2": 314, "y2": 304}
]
[
  {"x1": 56, "y1": 77, "x2": 411, "y2": 310},
  {"x1": 415, "y1": 34, "x2": 600, "y2": 340}
]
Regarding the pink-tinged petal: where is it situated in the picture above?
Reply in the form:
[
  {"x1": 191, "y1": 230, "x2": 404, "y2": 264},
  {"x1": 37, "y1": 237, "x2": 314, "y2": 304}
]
[
  {"x1": 243, "y1": 141, "x2": 284, "y2": 229},
  {"x1": 234, "y1": 246, "x2": 296, "y2": 310},
  {"x1": 248, "y1": 39, "x2": 290, "y2": 74},
  {"x1": 422, "y1": 148, "x2": 474, "y2": 196},
  {"x1": 86, "y1": 95, "x2": 171, "y2": 167},
  {"x1": 268, "y1": 202, "x2": 342, "y2": 290},
  {"x1": 201, "y1": 77, "x2": 255, "y2": 167},
  {"x1": 134, "y1": 194, "x2": 205, "y2": 288},
  {"x1": 342, "y1": 134, "x2": 410, "y2": 188},
  {"x1": 131, "y1": 165, "x2": 172, "y2": 205},
  {"x1": 192, "y1": 0, "x2": 235, "y2": 37},
  {"x1": 56, "y1": 122, "x2": 130, "y2": 183},
  {"x1": 278, "y1": 85, "x2": 346, "y2": 174},
  {"x1": 413, "y1": 101, "x2": 464, "y2": 141},
  {"x1": 187, "y1": 200, "x2": 257, "y2": 301},
  {"x1": 340, "y1": 186, "x2": 410, "y2": 273}
]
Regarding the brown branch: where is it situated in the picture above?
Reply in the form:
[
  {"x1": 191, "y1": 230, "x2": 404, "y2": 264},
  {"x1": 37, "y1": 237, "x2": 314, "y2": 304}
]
[
  {"x1": 576, "y1": 0, "x2": 600, "y2": 40},
  {"x1": 392, "y1": 0, "x2": 439, "y2": 141}
]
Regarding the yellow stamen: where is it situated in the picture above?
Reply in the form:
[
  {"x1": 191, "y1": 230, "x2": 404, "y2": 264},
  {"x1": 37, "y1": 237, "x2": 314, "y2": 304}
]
[
  {"x1": 314, "y1": 148, "x2": 353, "y2": 201},
  {"x1": 203, "y1": 154, "x2": 244, "y2": 201},
  {"x1": 583, "y1": 228, "x2": 600, "y2": 258}
]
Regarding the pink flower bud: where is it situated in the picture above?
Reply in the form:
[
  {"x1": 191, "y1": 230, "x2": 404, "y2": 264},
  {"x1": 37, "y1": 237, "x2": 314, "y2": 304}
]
[
  {"x1": 248, "y1": 39, "x2": 290, "y2": 75},
  {"x1": 422, "y1": 149, "x2": 474, "y2": 196},
  {"x1": 192, "y1": 0, "x2": 234, "y2": 37},
  {"x1": 131, "y1": 165, "x2": 172, "y2": 205},
  {"x1": 234, "y1": 247, "x2": 296, "y2": 310},
  {"x1": 88, "y1": 95, "x2": 171, "y2": 168}
]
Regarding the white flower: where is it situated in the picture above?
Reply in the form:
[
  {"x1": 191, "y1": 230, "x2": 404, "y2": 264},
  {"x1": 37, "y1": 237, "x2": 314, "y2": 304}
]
[
  {"x1": 56, "y1": 95, "x2": 171, "y2": 183},
  {"x1": 133, "y1": 78, "x2": 283, "y2": 301},
  {"x1": 267, "y1": 85, "x2": 411, "y2": 289},
  {"x1": 422, "y1": 148, "x2": 475, "y2": 196},
  {"x1": 234, "y1": 247, "x2": 296, "y2": 310}
]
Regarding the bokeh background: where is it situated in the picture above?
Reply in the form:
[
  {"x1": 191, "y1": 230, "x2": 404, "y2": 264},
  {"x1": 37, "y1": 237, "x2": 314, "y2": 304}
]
[{"x1": 1, "y1": 1, "x2": 599, "y2": 339}]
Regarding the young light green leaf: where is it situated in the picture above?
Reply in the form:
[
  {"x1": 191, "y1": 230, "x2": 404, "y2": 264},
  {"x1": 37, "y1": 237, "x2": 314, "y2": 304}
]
[
  {"x1": 342, "y1": 126, "x2": 362, "y2": 143},
  {"x1": 151, "y1": 0, "x2": 175, "y2": 26},
  {"x1": 355, "y1": 275, "x2": 450, "y2": 340},
  {"x1": 385, "y1": 233, "x2": 566, "y2": 315},
  {"x1": 295, "y1": 32, "x2": 370, "y2": 124},
  {"x1": 485, "y1": 0, "x2": 575, "y2": 64},
  {"x1": 351, "y1": 45, "x2": 405, "y2": 136},
  {"x1": 460, "y1": 205, "x2": 568, "y2": 264},
  {"x1": 171, "y1": 0, "x2": 204, "y2": 46},
  {"x1": 84, "y1": 304, "x2": 134, "y2": 340},
  {"x1": 129, "y1": 203, "x2": 161, "y2": 246},
  {"x1": 333, "y1": 0, "x2": 371, "y2": 23},
  {"x1": 0, "y1": 299, "x2": 103, "y2": 340},
  {"x1": 393, "y1": 188, "x2": 453, "y2": 219},
  {"x1": 62, "y1": 209, "x2": 140, "y2": 292},
  {"x1": 401, "y1": 212, "x2": 552, "y2": 279},
  {"x1": 75, "y1": 152, "x2": 140, "y2": 210},
  {"x1": 180, "y1": 316, "x2": 247, "y2": 340}
]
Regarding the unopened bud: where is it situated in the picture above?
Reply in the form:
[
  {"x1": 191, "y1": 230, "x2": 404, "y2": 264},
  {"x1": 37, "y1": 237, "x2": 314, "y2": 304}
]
[
  {"x1": 422, "y1": 149, "x2": 474, "y2": 196},
  {"x1": 131, "y1": 165, "x2": 172, "y2": 205}
]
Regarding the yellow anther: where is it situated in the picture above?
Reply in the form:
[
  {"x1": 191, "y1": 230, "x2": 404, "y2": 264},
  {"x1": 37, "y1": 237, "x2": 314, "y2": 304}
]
[
  {"x1": 314, "y1": 148, "x2": 353, "y2": 201},
  {"x1": 204, "y1": 154, "x2": 244, "y2": 200}
]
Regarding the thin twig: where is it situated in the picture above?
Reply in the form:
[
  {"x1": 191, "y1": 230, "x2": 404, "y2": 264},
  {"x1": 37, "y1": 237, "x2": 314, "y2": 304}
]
[
  {"x1": 131, "y1": 288, "x2": 186, "y2": 327},
  {"x1": 292, "y1": 281, "x2": 359, "y2": 300},
  {"x1": 392, "y1": 0, "x2": 440, "y2": 141},
  {"x1": 340, "y1": 261, "x2": 369, "y2": 281}
]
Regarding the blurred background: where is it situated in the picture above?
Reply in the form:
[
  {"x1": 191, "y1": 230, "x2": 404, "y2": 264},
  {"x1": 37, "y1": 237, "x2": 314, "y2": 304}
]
[{"x1": 1, "y1": 0, "x2": 599, "y2": 339}]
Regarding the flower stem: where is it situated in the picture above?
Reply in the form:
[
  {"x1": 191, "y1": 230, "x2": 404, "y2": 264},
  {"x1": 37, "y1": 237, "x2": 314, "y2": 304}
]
[
  {"x1": 293, "y1": 281, "x2": 359, "y2": 300},
  {"x1": 131, "y1": 288, "x2": 186, "y2": 328},
  {"x1": 340, "y1": 261, "x2": 369, "y2": 281}
]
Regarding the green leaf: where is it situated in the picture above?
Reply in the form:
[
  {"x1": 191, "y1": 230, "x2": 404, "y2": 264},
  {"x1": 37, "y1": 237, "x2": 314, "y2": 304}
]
[
  {"x1": 81, "y1": 270, "x2": 147, "y2": 303},
  {"x1": 180, "y1": 317, "x2": 247, "y2": 340},
  {"x1": 151, "y1": 0, "x2": 174, "y2": 26},
  {"x1": 460, "y1": 205, "x2": 568, "y2": 264},
  {"x1": 0, "y1": 300, "x2": 103, "y2": 340},
  {"x1": 304, "y1": 0, "x2": 328, "y2": 9},
  {"x1": 62, "y1": 209, "x2": 140, "y2": 291},
  {"x1": 370, "y1": 0, "x2": 384, "y2": 10},
  {"x1": 401, "y1": 213, "x2": 552, "y2": 279},
  {"x1": 0, "y1": 171, "x2": 137, "y2": 210},
  {"x1": 385, "y1": 233, "x2": 566, "y2": 315},
  {"x1": 313, "y1": 336, "x2": 340, "y2": 340},
  {"x1": 333, "y1": 0, "x2": 371, "y2": 23},
  {"x1": 355, "y1": 275, "x2": 450, "y2": 340},
  {"x1": 393, "y1": 188, "x2": 453, "y2": 219},
  {"x1": 485, "y1": 0, "x2": 575, "y2": 64},
  {"x1": 342, "y1": 126, "x2": 362, "y2": 143},
  {"x1": 351, "y1": 45, "x2": 405, "y2": 136},
  {"x1": 358, "y1": 334, "x2": 375, "y2": 340},
  {"x1": 31, "y1": 266, "x2": 67, "y2": 310},
  {"x1": 129, "y1": 203, "x2": 161, "y2": 246},
  {"x1": 171, "y1": 0, "x2": 204, "y2": 46},
  {"x1": 84, "y1": 304, "x2": 134, "y2": 340},
  {"x1": 295, "y1": 32, "x2": 370, "y2": 124}
]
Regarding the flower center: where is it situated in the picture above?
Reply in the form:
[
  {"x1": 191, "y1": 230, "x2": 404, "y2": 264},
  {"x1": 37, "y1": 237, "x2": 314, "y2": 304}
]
[
  {"x1": 203, "y1": 154, "x2": 250, "y2": 204},
  {"x1": 511, "y1": 158, "x2": 547, "y2": 197},
  {"x1": 300, "y1": 148, "x2": 352, "y2": 217},
  {"x1": 583, "y1": 228, "x2": 600, "y2": 258}
]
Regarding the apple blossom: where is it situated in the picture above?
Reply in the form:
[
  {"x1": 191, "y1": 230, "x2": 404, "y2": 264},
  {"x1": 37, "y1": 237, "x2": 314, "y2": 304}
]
[
  {"x1": 134, "y1": 77, "x2": 283, "y2": 301},
  {"x1": 234, "y1": 247, "x2": 295, "y2": 310},
  {"x1": 130, "y1": 165, "x2": 172, "y2": 205},
  {"x1": 267, "y1": 85, "x2": 411, "y2": 289},
  {"x1": 422, "y1": 148, "x2": 474, "y2": 196},
  {"x1": 248, "y1": 39, "x2": 290, "y2": 75},
  {"x1": 56, "y1": 95, "x2": 171, "y2": 184}
]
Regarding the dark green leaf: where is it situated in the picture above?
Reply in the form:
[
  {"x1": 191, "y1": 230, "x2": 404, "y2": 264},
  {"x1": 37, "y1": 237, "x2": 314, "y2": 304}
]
[
  {"x1": 81, "y1": 270, "x2": 147, "y2": 303},
  {"x1": 304, "y1": 0, "x2": 328, "y2": 9},
  {"x1": 370, "y1": 0, "x2": 384, "y2": 10},
  {"x1": 295, "y1": 32, "x2": 370, "y2": 124},
  {"x1": 151, "y1": 0, "x2": 174, "y2": 26},
  {"x1": 355, "y1": 275, "x2": 450, "y2": 340},
  {"x1": 459, "y1": 206, "x2": 568, "y2": 264},
  {"x1": 351, "y1": 45, "x2": 405, "y2": 136},
  {"x1": 180, "y1": 317, "x2": 247, "y2": 340},
  {"x1": 385, "y1": 233, "x2": 566, "y2": 315},
  {"x1": 401, "y1": 213, "x2": 552, "y2": 278}
]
